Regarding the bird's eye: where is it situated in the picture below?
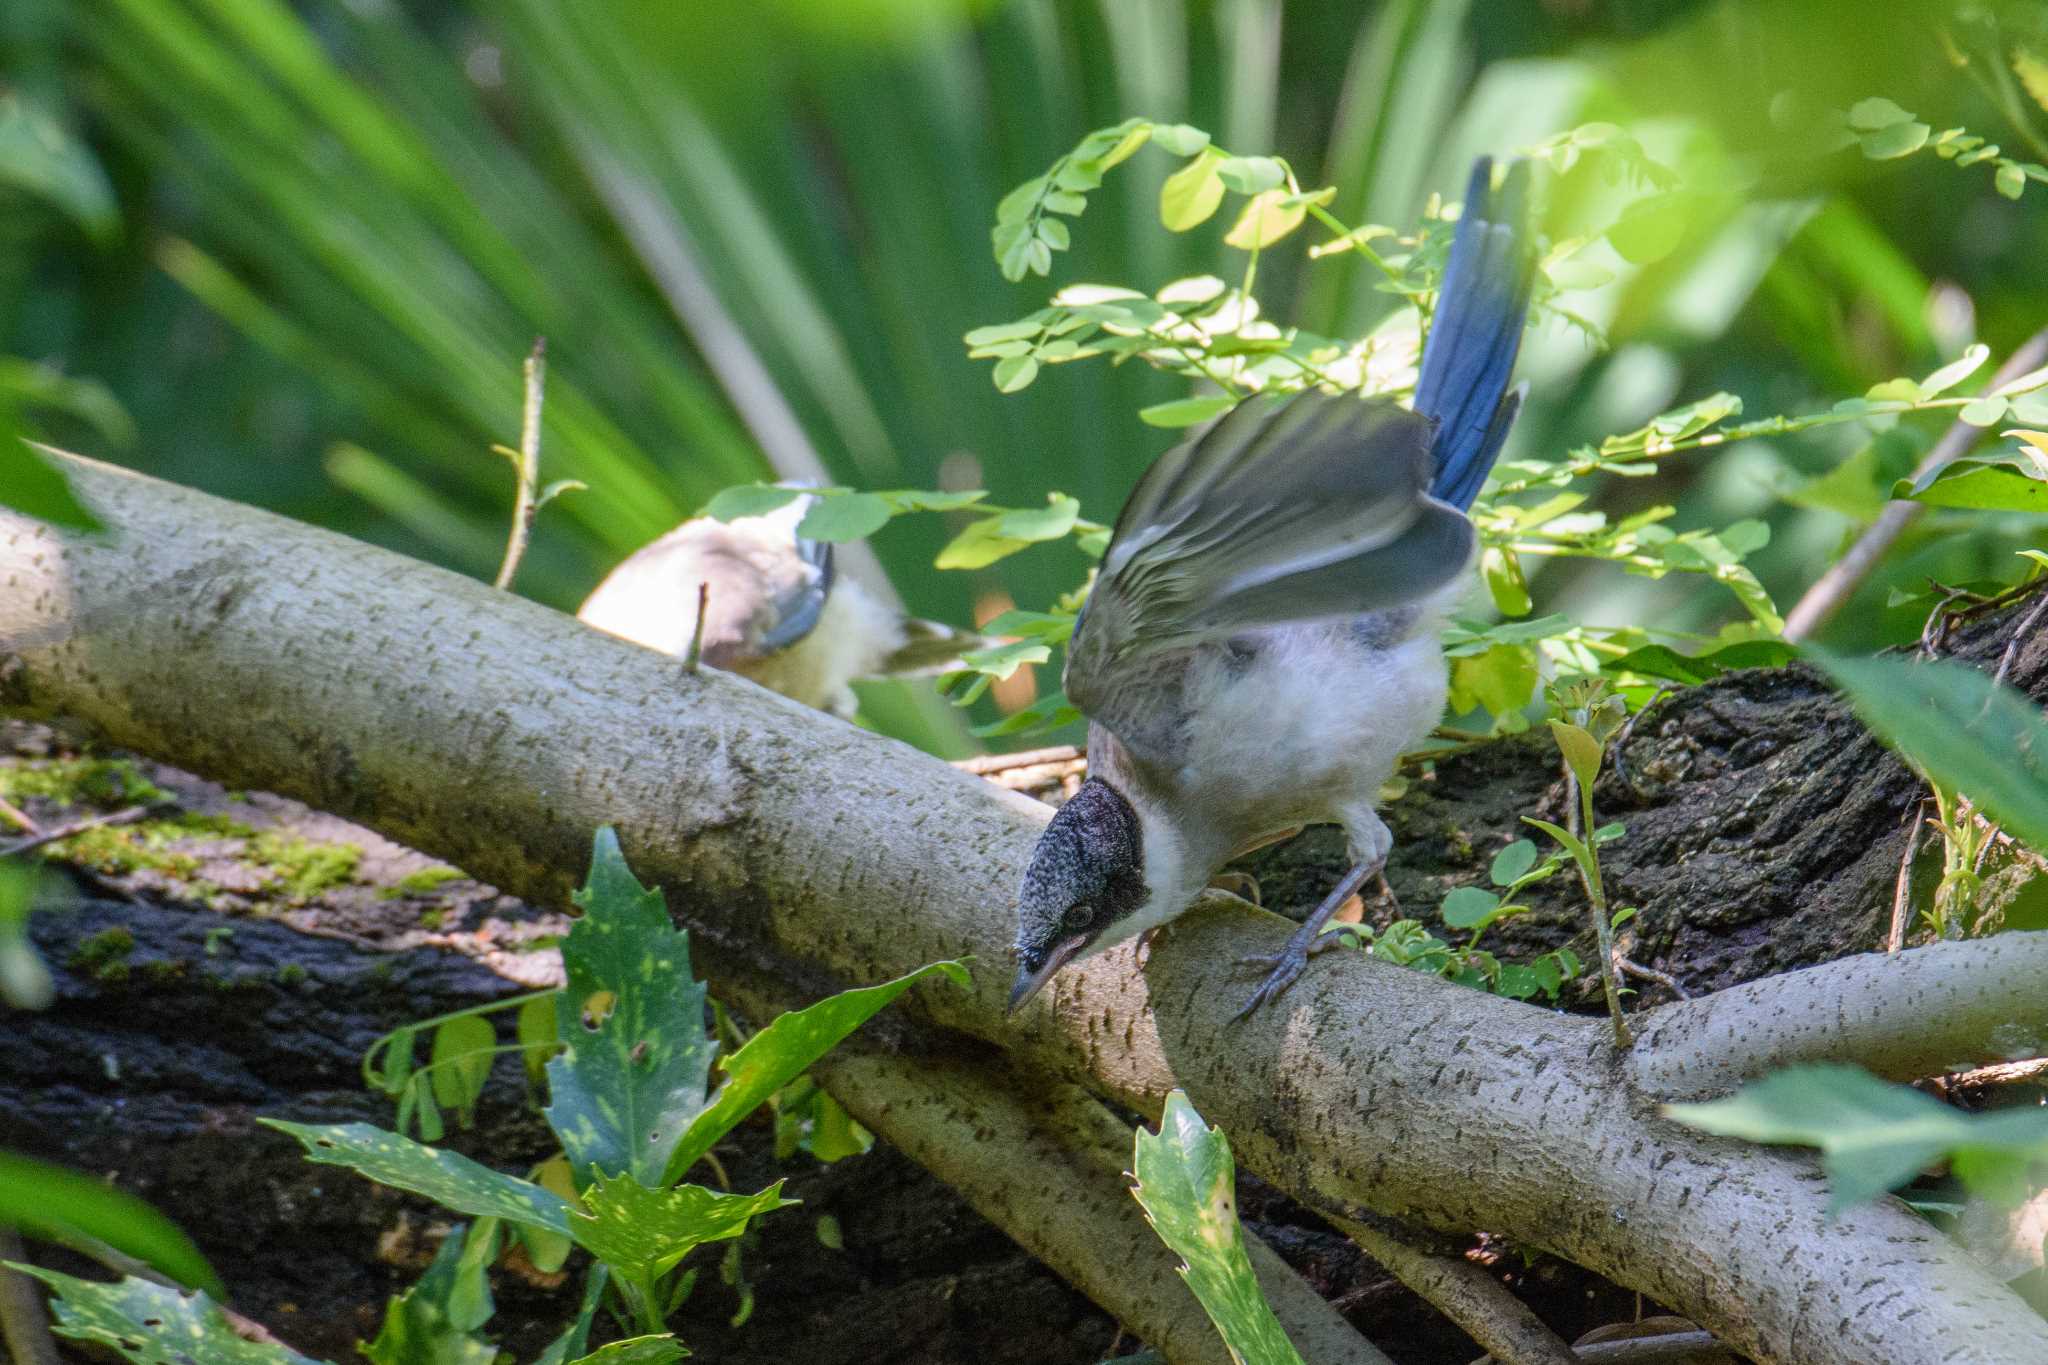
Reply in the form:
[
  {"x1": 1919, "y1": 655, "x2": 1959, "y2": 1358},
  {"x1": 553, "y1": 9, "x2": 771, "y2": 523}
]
[{"x1": 1063, "y1": 903, "x2": 1096, "y2": 933}]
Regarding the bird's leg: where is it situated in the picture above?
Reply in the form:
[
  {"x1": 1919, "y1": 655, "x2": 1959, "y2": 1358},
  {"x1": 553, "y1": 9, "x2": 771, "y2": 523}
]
[{"x1": 1233, "y1": 855, "x2": 1382, "y2": 1019}]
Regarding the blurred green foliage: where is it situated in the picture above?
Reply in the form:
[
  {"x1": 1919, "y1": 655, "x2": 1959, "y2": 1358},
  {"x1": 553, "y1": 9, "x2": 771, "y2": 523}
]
[{"x1": 5, "y1": 0, "x2": 2048, "y2": 749}]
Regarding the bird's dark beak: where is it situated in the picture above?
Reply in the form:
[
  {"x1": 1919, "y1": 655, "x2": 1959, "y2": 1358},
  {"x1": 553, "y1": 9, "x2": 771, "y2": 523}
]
[{"x1": 1006, "y1": 935, "x2": 1088, "y2": 1015}]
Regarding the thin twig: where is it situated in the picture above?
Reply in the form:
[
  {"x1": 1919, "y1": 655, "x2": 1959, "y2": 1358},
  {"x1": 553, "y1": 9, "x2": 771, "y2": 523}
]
[
  {"x1": 952, "y1": 744, "x2": 1084, "y2": 776},
  {"x1": 1988, "y1": 585, "x2": 2048, "y2": 695},
  {"x1": 682, "y1": 583, "x2": 710, "y2": 674},
  {"x1": 1611, "y1": 687, "x2": 1671, "y2": 800},
  {"x1": 0, "y1": 796, "x2": 40, "y2": 835},
  {"x1": 1564, "y1": 761, "x2": 1634, "y2": 1048},
  {"x1": 1889, "y1": 801, "x2": 1931, "y2": 953},
  {"x1": 1617, "y1": 955, "x2": 1688, "y2": 1000},
  {"x1": 0, "y1": 803, "x2": 159, "y2": 858},
  {"x1": 0, "y1": 1229, "x2": 60, "y2": 1365},
  {"x1": 1937, "y1": 1056, "x2": 2048, "y2": 1092},
  {"x1": 492, "y1": 337, "x2": 548, "y2": 593},
  {"x1": 1785, "y1": 327, "x2": 2048, "y2": 640}
]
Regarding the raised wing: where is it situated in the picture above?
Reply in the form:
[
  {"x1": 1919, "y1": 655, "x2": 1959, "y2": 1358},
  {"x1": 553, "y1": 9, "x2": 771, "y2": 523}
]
[{"x1": 1064, "y1": 389, "x2": 1474, "y2": 753}]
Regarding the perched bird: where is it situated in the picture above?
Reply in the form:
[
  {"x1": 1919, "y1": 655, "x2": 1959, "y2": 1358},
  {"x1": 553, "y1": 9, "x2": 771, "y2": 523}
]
[
  {"x1": 579, "y1": 497, "x2": 978, "y2": 717},
  {"x1": 1009, "y1": 157, "x2": 1537, "y2": 1017}
]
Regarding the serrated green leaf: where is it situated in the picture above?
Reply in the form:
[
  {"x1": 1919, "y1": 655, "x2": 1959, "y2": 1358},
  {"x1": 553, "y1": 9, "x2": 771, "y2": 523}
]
[
  {"x1": 1665, "y1": 1064, "x2": 2048, "y2": 1211},
  {"x1": 662, "y1": 960, "x2": 967, "y2": 1183},
  {"x1": 360, "y1": 1224, "x2": 498, "y2": 1365},
  {"x1": 704, "y1": 484, "x2": 803, "y2": 521},
  {"x1": 1806, "y1": 648, "x2": 2048, "y2": 854},
  {"x1": 262, "y1": 1120, "x2": 571, "y2": 1236},
  {"x1": 1138, "y1": 395, "x2": 1236, "y2": 428},
  {"x1": 796, "y1": 492, "x2": 892, "y2": 542},
  {"x1": 567, "y1": 1336, "x2": 688, "y2": 1365},
  {"x1": 573, "y1": 1171, "x2": 794, "y2": 1280},
  {"x1": 1489, "y1": 840, "x2": 1539, "y2": 887},
  {"x1": 11, "y1": 1268, "x2": 331, "y2": 1365},
  {"x1": 1160, "y1": 149, "x2": 1226, "y2": 231},
  {"x1": 1132, "y1": 1092, "x2": 1306, "y2": 1365},
  {"x1": 546, "y1": 828, "x2": 717, "y2": 1188},
  {"x1": 0, "y1": 1150, "x2": 222, "y2": 1298}
]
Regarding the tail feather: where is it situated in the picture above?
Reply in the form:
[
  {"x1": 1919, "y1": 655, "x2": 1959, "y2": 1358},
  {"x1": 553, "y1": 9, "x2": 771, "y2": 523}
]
[{"x1": 1415, "y1": 157, "x2": 1536, "y2": 511}]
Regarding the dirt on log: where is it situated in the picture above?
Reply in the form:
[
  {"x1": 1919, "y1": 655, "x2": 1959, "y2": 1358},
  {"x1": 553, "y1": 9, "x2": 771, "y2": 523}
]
[{"x1": 3, "y1": 594, "x2": 2045, "y2": 1361}]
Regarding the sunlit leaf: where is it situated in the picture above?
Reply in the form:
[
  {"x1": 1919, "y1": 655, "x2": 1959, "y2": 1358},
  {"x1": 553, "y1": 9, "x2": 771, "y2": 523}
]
[
  {"x1": 796, "y1": 492, "x2": 892, "y2": 542},
  {"x1": 261, "y1": 1121, "x2": 571, "y2": 1237},
  {"x1": 1130, "y1": 1092, "x2": 1305, "y2": 1365},
  {"x1": 1160, "y1": 149, "x2": 1226, "y2": 231},
  {"x1": 1897, "y1": 460, "x2": 2048, "y2": 512},
  {"x1": 545, "y1": 828, "x2": 716, "y2": 1188},
  {"x1": 661, "y1": 960, "x2": 967, "y2": 1183},
  {"x1": 10, "y1": 1268, "x2": 330, "y2": 1365},
  {"x1": 1605, "y1": 641, "x2": 1797, "y2": 686},
  {"x1": 704, "y1": 484, "x2": 803, "y2": 521},
  {"x1": 572, "y1": 1171, "x2": 794, "y2": 1281}
]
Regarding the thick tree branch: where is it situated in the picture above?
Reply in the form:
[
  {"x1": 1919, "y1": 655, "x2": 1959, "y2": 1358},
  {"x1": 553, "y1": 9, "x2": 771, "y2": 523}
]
[
  {"x1": 1629, "y1": 933, "x2": 2048, "y2": 1101},
  {"x1": 4, "y1": 452, "x2": 2044, "y2": 1365}
]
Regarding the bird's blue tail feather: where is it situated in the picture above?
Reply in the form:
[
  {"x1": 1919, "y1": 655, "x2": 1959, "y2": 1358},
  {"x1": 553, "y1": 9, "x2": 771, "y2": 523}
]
[{"x1": 1415, "y1": 157, "x2": 1536, "y2": 511}]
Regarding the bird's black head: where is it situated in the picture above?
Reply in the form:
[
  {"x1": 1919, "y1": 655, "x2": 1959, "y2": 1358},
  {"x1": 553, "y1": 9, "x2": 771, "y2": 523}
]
[{"x1": 1009, "y1": 777, "x2": 1146, "y2": 1013}]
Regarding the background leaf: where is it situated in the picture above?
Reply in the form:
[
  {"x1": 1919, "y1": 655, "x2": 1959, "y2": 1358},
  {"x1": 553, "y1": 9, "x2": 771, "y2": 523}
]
[
  {"x1": 260, "y1": 1120, "x2": 571, "y2": 1238},
  {"x1": 11, "y1": 1267, "x2": 331, "y2": 1365},
  {"x1": 0, "y1": 1148, "x2": 222, "y2": 1298},
  {"x1": 1806, "y1": 648, "x2": 2048, "y2": 854},
  {"x1": 1665, "y1": 1064, "x2": 2048, "y2": 1210}
]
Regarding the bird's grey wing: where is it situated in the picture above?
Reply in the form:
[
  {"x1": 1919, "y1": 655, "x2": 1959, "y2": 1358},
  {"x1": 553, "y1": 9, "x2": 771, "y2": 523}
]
[
  {"x1": 1065, "y1": 389, "x2": 1472, "y2": 758},
  {"x1": 757, "y1": 534, "x2": 832, "y2": 653}
]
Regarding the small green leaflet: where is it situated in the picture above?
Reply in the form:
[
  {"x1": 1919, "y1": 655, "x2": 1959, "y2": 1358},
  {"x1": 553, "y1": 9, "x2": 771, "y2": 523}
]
[
  {"x1": 662, "y1": 960, "x2": 968, "y2": 1184},
  {"x1": 1665, "y1": 1064, "x2": 2048, "y2": 1211},
  {"x1": 1140, "y1": 395, "x2": 1236, "y2": 428},
  {"x1": 545, "y1": 828, "x2": 717, "y2": 1188},
  {"x1": 9, "y1": 1267, "x2": 332, "y2": 1365},
  {"x1": 703, "y1": 484, "x2": 805, "y2": 521},
  {"x1": 573, "y1": 1171, "x2": 795, "y2": 1280},
  {"x1": 261, "y1": 1120, "x2": 572, "y2": 1237},
  {"x1": 0, "y1": 1148, "x2": 222, "y2": 1298},
  {"x1": 1806, "y1": 648, "x2": 2048, "y2": 855},
  {"x1": 1605, "y1": 640, "x2": 1797, "y2": 686},
  {"x1": 796, "y1": 493, "x2": 892, "y2": 542},
  {"x1": 1130, "y1": 1091, "x2": 1306, "y2": 1365},
  {"x1": 359, "y1": 1224, "x2": 498, "y2": 1365}
]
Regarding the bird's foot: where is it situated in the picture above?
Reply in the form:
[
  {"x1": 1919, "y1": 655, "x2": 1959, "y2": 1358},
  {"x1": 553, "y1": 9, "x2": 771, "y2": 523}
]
[
  {"x1": 1207, "y1": 870, "x2": 1263, "y2": 907},
  {"x1": 1233, "y1": 923, "x2": 1348, "y2": 1019}
]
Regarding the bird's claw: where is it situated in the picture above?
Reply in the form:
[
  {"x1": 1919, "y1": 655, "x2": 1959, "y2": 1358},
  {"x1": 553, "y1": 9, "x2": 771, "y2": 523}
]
[{"x1": 1233, "y1": 928, "x2": 1354, "y2": 1019}]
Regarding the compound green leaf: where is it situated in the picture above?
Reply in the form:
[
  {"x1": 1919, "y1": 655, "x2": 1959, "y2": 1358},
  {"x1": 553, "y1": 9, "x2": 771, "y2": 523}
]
[
  {"x1": 572, "y1": 1171, "x2": 794, "y2": 1281},
  {"x1": 10, "y1": 1268, "x2": 330, "y2": 1365}
]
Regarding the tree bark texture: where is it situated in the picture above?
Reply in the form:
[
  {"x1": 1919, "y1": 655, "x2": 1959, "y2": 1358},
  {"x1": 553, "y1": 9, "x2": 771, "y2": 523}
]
[{"x1": 4, "y1": 452, "x2": 2047, "y2": 1364}]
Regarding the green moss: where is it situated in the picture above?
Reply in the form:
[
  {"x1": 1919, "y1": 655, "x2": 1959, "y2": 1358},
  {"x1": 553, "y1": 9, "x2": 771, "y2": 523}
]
[
  {"x1": 0, "y1": 758, "x2": 167, "y2": 809},
  {"x1": 59, "y1": 825, "x2": 201, "y2": 879},
  {"x1": 67, "y1": 926, "x2": 135, "y2": 983},
  {"x1": 140, "y1": 958, "x2": 189, "y2": 987},
  {"x1": 165, "y1": 812, "x2": 256, "y2": 839},
  {"x1": 418, "y1": 907, "x2": 446, "y2": 930},
  {"x1": 379, "y1": 864, "x2": 464, "y2": 901},
  {"x1": 247, "y1": 831, "x2": 361, "y2": 901},
  {"x1": 276, "y1": 962, "x2": 308, "y2": 987}
]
